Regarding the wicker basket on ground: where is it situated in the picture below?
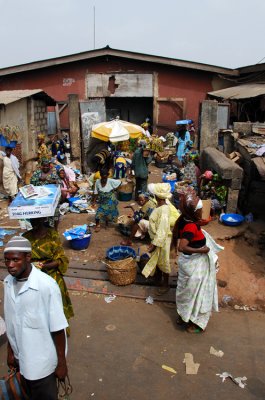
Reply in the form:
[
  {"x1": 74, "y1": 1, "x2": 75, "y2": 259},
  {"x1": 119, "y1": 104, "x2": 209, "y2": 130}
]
[{"x1": 106, "y1": 257, "x2": 137, "y2": 286}]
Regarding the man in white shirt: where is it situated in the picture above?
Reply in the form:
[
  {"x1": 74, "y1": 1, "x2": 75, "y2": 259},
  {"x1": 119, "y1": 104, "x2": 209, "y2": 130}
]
[{"x1": 4, "y1": 236, "x2": 69, "y2": 400}]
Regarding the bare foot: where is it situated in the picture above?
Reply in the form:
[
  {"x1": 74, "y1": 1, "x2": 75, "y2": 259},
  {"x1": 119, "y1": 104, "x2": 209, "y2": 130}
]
[
  {"x1": 155, "y1": 286, "x2": 170, "y2": 296},
  {"x1": 94, "y1": 226, "x2": 101, "y2": 233}
]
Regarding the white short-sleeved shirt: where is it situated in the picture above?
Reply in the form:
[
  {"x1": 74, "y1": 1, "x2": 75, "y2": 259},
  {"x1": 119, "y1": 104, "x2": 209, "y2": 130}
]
[
  {"x1": 4, "y1": 265, "x2": 68, "y2": 380},
  {"x1": 94, "y1": 178, "x2": 121, "y2": 194}
]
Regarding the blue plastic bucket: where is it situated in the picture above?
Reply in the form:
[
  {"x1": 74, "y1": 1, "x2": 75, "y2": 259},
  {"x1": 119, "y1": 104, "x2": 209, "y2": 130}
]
[
  {"x1": 118, "y1": 192, "x2": 133, "y2": 201},
  {"x1": 162, "y1": 175, "x2": 177, "y2": 192},
  {"x1": 68, "y1": 197, "x2": 80, "y2": 207},
  {"x1": 70, "y1": 234, "x2": 91, "y2": 250}
]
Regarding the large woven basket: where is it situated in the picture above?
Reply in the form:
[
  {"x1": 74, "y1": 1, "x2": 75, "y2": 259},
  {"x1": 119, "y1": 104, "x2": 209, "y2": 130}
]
[{"x1": 106, "y1": 257, "x2": 137, "y2": 286}]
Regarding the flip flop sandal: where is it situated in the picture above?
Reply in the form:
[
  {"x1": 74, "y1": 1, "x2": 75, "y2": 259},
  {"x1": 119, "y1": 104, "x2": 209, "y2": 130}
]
[{"x1": 186, "y1": 325, "x2": 203, "y2": 334}]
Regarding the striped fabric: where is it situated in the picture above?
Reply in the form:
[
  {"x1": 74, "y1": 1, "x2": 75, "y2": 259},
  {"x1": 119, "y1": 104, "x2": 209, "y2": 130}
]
[
  {"x1": 0, "y1": 370, "x2": 28, "y2": 399},
  {"x1": 4, "y1": 236, "x2": 32, "y2": 254}
]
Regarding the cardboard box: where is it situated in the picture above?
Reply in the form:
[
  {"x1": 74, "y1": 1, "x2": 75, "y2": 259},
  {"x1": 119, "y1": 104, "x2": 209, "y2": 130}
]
[
  {"x1": 8, "y1": 184, "x2": 61, "y2": 219},
  {"x1": 202, "y1": 199, "x2": 211, "y2": 220}
]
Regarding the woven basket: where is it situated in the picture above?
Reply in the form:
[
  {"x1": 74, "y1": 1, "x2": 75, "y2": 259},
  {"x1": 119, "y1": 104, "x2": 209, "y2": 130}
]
[
  {"x1": 106, "y1": 257, "x2": 137, "y2": 286},
  {"x1": 118, "y1": 181, "x2": 134, "y2": 194}
]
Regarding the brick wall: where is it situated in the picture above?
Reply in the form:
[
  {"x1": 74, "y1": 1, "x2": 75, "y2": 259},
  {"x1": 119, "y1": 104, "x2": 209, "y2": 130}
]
[{"x1": 33, "y1": 100, "x2": 48, "y2": 134}]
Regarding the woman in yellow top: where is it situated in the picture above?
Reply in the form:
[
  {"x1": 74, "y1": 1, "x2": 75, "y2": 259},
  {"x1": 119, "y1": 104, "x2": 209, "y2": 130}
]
[{"x1": 142, "y1": 183, "x2": 175, "y2": 294}]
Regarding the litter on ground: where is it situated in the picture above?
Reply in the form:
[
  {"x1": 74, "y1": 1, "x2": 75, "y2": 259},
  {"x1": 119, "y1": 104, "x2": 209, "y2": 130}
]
[
  {"x1": 183, "y1": 353, "x2": 200, "y2": 375},
  {"x1": 210, "y1": 346, "x2": 224, "y2": 358},
  {"x1": 104, "y1": 295, "x2": 116, "y2": 303},
  {"x1": 145, "y1": 296, "x2": 154, "y2": 305},
  {"x1": 216, "y1": 372, "x2": 247, "y2": 389},
  {"x1": 162, "y1": 365, "x2": 177, "y2": 374}
]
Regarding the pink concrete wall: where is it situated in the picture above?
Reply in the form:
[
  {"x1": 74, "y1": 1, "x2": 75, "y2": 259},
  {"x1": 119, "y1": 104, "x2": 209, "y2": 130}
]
[{"x1": 0, "y1": 57, "x2": 215, "y2": 130}]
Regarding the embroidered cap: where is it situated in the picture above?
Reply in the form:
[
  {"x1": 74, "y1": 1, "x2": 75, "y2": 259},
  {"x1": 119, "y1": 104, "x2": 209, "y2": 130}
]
[{"x1": 4, "y1": 236, "x2": 32, "y2": 253}]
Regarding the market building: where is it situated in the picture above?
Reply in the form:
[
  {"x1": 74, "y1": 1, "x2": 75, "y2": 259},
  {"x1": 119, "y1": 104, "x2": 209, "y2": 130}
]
[{"x1": 0, "y1": 46, "x2": 236, "y2": 160}]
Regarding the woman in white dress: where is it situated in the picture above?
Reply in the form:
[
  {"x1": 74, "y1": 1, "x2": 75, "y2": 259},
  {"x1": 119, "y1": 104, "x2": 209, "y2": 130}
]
[{"x1": 0, "y1": 147, "x2": 21, "y2": 201}]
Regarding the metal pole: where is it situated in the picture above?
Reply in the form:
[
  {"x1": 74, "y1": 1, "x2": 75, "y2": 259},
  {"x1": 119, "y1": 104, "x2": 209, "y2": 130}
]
[{"x1": 93, "y1": 6, "x2": 96, "y2": 49}]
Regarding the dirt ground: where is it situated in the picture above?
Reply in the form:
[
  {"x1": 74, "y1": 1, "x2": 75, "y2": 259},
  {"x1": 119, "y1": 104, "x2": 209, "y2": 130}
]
[
  {"x1": 0, "y1": 166, "x2": 265, "y2": 399},
  {"x1": 0, "y1": 285, "x2": 265, "y2": 400},
  {"x1": 0, "y1": 164, "x2": 265, "y2": 308}
]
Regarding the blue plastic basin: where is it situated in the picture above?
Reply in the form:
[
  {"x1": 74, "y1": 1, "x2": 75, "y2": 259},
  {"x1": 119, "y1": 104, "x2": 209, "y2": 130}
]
[
  {"x1": 221, "y1": 213, "x2": 245, "y2": 226},
  {"x1": 70, "y1": 234, "x2": 91, "y2": 250},
  {"x1": 68, "y1": 197, "x2": 80, "y2": 207},
  {"x1": 106, "y1": 246, "x2": 136, "y2": 261}
]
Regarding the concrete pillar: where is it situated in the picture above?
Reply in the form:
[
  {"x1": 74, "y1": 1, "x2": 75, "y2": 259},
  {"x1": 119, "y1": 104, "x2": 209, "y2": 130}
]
[
  {"x1": 226, "y1": 188, "x2": 240, "y2": 213},
  {"x1": 200, "y1": 100, "x2": 218, "y2": 152},
  {"x1": 68, "y1": 94, "x2": 81, "y2": 160}
]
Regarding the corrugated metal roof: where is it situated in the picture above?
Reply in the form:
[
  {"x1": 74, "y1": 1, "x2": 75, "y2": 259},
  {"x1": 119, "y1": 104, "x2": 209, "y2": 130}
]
[
  {"x1": 0, "y1": 46, "x2": 237, "y2": 77},
  {"x1": 208, "y1": 83, "x2": 265, "y2": 99},
  {"x1": 0, "y1": 89, "x2": 55, "y2": 105},
  {"x1": 0, "y1": 89, "x2": 43, "y2": 105}
]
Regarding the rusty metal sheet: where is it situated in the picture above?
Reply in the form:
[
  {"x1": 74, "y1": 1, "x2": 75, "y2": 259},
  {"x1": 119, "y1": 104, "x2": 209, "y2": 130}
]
[{"x1": 208, "y1": 83, "x2": 265, "y2": 100}]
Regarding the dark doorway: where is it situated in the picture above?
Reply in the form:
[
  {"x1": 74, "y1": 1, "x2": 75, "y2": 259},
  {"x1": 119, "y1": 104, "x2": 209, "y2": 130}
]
[{"x1": 105, "y1": 97, "x2": 153, "y2": 125}]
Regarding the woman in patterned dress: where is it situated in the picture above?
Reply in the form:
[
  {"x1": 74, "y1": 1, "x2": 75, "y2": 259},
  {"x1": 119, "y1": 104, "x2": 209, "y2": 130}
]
[
  {"x1": 92, "y1": 168, "x2": 121, "y2": 232},
  {"x1": 172, "y1": 189, "x2": 223, "y2": 333}
]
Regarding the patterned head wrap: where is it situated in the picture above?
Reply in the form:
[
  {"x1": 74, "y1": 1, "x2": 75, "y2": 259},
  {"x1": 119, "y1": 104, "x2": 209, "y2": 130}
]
[
  {"x1": 37, "y1": 133, "x2": 45, "y2": 140},
  {"x1": 179, "y1": 188, "x2": 202, "y2": 221},
  {"x1": 41, "y1": 157, "x2": 51, "y2": 165}
]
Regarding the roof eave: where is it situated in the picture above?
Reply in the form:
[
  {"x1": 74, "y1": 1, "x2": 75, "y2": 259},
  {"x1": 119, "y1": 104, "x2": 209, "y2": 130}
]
[{"x1": 0, "y1": 47, "x2": 237, "y2": 77}]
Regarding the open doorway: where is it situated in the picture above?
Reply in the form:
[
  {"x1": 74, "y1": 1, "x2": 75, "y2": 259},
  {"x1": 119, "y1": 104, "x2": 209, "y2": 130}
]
[{"x1": 105, "y1": 97, "x2": 153, "y2": 126}]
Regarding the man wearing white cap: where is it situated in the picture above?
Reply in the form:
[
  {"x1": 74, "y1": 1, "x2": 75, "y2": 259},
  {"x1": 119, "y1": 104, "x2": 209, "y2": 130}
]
[{"x1": 3, "y1": 236, "x2": 68, "y2": 400}]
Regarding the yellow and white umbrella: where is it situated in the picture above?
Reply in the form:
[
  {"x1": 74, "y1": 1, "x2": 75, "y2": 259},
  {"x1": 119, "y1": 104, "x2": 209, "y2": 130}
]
[{"x1": 91, "y1": 119, "x2": 144, "y2": 142}]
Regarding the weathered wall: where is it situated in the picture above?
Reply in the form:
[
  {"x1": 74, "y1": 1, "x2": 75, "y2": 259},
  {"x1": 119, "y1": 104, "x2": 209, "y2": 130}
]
[
  {"x1": 33, "y1": 99, "x2": 48, "y2": 134},
  {"x1": 0, "y1": 57, "x2": 222, "y2": 132},
  {"x1": 0, "y1": 98, "x2": 29, "y2": 161},
  {"x1": 200, "y1": 100, "x2": 219, "y2": 151}
]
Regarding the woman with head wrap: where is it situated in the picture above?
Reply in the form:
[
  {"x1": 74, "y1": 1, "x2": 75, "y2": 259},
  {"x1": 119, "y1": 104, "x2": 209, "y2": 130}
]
[
  {"x1": 23, "y1": 218, "x2": 74, "y2": 335},
  {"x1": 175, "y1": 125, "x2": 190, "y2": 163},
  {"x1": 30, "y1": 158, "x2": 58, "y2": 186},
  {"x1": 172, "y1": 189, "x2": 223, "y2": 333},
  {"x1": 37, "y1": 133, "x2": 51, "y2": 162},
  {"x1": 141, "y1": 183, "x2": 174, "y2": 294},
  {"x1": 57, "y1": 167, "x2": 78, "y2": 201},
  {"x1": 121, "y1": 192, "x2": 157, "y2": 246},
  {"x1": 0, "y1": 146, "x2": 21, "y2": 202},
  {"x1": 92, "y1": 168, "x2": 122, "y2": 232}
]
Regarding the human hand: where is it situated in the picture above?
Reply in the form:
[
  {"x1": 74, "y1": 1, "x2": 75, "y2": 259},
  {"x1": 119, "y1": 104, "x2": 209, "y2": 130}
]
[
  {"x1": 147, "y1": 244, "x2": 156, "y2": 253},
  {"x1": 7, "y1": 348, "x2": 17, "y2": 370},
  {"x1": 202, "y1": 246, "x2": 210, "y2": 254},
  {"x1": 55, "y1": 360, "x2": 68, "y2": 380}
]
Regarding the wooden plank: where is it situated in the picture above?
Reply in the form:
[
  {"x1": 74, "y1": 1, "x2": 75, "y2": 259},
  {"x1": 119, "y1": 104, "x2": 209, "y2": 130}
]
[
  {"x1": 68, "y1": 94, "x2": 81, "y2": 160},
  {"x1": 64, "y1": 276, "x2": 176, "y2": 303},
  {"x1": 55, "y1": 103, "x2": 61, "y2": 133},
  {"x1": 59, "y1": 103, "x2": 68, "y2": 114},
  {"x1": 153, "y1": 72, "x2": 159, "y2": 132},
  {"x1": 157, "y1": 97, "x2": 185, "y2": 102}
]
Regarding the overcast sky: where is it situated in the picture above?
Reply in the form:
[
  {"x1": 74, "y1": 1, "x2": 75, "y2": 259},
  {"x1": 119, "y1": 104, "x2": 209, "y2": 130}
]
[{"x1": 0, "y1": 0, "x2": 264, "y2": 69}]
